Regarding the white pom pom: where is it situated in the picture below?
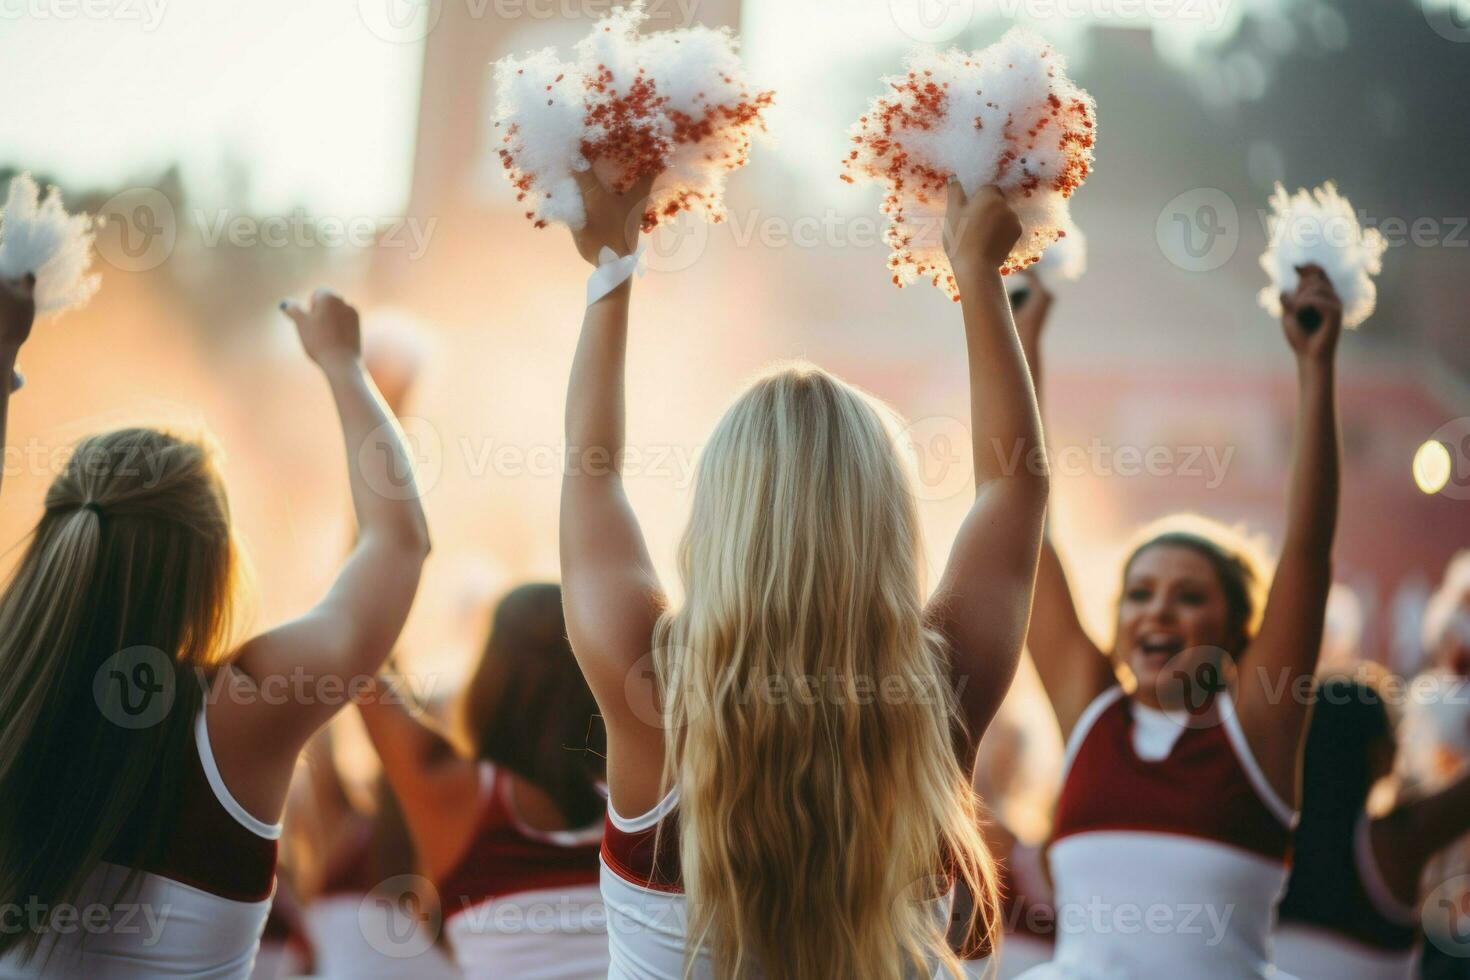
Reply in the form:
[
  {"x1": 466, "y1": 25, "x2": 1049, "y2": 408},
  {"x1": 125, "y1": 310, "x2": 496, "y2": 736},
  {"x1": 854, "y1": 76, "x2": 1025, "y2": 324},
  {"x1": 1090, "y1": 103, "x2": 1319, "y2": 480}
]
[
  {"x1": 1033, "y1": 217, "x2": 1086, "y2": 281},
  {"x1": 493, "y1": 50, "x2": 590, "y2": 230},
  {"x1": 843, "y1": 27, "x2": 1097, "y2": 299},
  {"x1": 1257, "y1": 181, "x2": 1386, "y2": 329},
  {"x1": 492, "y1": 1, "x2": 771, "y2": 233},
  {"x1": 0, "y1": 174, "x2": 100, "y2": 315}
]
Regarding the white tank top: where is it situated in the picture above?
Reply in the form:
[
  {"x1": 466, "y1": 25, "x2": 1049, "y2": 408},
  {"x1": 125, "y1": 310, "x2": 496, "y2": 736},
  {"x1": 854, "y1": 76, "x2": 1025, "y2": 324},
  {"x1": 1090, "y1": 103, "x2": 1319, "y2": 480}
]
[
  {"x1": 438, "y1": 763, "x2": 607, "y2": 979},
  {"x1": 1016, "y1": 688, "x2": 1298, "y2": 980},
  {"x1": 0, "y1": 709, "x2": 280, "y2": 979},
  {"x1": 601, "y1": 787, "x2": 958, "y2": 978}
]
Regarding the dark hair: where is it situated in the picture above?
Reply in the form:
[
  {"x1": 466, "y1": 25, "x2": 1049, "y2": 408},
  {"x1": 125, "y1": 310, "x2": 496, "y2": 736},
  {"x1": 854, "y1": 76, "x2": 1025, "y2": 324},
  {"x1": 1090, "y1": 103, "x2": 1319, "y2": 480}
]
[
  {"x1": 457, "y1": 584, "x2": 606, "y2": 827},
  {"x1": 0, "y1": 428, "x2": 237, "y2": 961},
  {"x1": 1278, "y1": 676, "x2": 1395, "y2": 923},
  {"x1": 1123, "y1": 529, "x2": 1264, "y2": 656}
]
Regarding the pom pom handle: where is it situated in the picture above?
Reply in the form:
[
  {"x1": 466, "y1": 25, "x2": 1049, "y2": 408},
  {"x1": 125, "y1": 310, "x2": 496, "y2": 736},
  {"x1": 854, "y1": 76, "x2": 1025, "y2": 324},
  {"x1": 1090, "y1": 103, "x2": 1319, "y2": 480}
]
[{"x1": 1296, "y1": 306, "x2": 1323, "y2": 333}]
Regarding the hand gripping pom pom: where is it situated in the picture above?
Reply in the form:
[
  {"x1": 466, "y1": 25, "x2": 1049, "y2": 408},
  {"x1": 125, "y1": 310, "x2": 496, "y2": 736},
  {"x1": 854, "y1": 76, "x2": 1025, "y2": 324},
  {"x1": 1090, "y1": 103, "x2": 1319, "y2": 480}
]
[
  {"x1": 1257, "y1": 181, "x2": 1387, "y2": 330},
  {"x1": 842, "y1": 27, "x2": 1097, "y2": 298},
  {"x1": 492, "y1": 1, "x2": 773, "y2": 233},
  {"x1": 0, "y1": 174, "x2": 100, "y2": 315}
]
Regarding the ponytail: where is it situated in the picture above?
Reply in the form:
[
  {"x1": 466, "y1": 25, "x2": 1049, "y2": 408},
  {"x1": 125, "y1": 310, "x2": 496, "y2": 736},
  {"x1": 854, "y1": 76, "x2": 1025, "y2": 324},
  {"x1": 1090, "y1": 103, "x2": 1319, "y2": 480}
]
[{"x1": 0, "y1": 429, "x2": 236, "y2": 962}]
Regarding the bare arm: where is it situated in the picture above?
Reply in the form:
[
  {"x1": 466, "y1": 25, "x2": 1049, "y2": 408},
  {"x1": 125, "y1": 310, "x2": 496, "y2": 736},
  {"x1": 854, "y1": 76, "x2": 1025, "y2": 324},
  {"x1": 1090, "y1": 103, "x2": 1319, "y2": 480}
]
[
  {"x1": 927, "y1": 184, "x2": 1051, "y2": 764},
  {"x1": 357, "y1": 674, "x2": 479, "y2": 878},
  {"x1": 210, "y1": 289, "x2": 432, "y2": 822},
  {"x1": 0, "y1": 274, "x2": 36, "y2": 500},
  {"x1": 559, "y1": 172, "x2": 667, "y2": 813},
  {"x1": 1374, "y1": 769, "x2": 1470, "y2": 904},
  {"x1": 1009, "y1": 271, "x2": 1113, "y2": 739},
  {"x1": 1236, "y1": 265, "x2": 1343, "y2": 805}
]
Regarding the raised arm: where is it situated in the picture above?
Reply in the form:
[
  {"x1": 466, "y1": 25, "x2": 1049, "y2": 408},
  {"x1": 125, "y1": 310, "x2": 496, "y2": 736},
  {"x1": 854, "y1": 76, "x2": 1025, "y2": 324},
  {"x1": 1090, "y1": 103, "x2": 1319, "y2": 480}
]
[
  {"x1": 927, "y1": 184, "x2": 1050, "y2": 760},
  {"x1": 357, "y1": 673, "x2": 479, "y2": 879},
  {"x1": 0, "y1": 274, "x2": 36, "y2": 500},
  {"x1": 1373, "y1": 768, "x2": 1470, "y2": 904},
  {"x1": 559, "y1": 171, "x2": 668, "y2": 806},
  {"x1": 1236, "y1": 265, "x2": 1343, "y2": 804},
  {"x1": 1009, "y1": 271, "x2": 1113, "y2": 739},
  {"x1": 210, "y1": 289, "x2": 432, "y2": 822}
]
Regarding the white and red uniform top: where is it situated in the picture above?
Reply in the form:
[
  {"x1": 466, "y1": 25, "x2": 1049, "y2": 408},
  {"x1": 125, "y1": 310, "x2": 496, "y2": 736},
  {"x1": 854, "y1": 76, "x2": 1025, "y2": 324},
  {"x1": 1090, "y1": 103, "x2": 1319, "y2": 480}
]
[
  {"x1": 602, "y1": 787, "x2": 959, "y2": 979},
  {"x1": 1273, "y1": 813, "x2": 1419, "y2": 980},
  {"x1": 1017, "y1": 686, "x2": 1297, "y2": 980},
  {"x1": 0, "y1": 708, "x2": 279, "y2": 979},
  {"x1": 437, "y1": 762, "x2": 608, "y2": 980}
]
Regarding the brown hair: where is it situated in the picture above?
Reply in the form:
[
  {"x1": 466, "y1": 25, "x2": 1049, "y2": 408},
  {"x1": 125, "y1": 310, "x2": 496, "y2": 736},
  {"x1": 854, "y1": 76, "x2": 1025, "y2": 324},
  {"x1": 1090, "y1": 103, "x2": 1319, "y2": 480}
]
[
  {"x1": 0, "y1": 428, "x2": 238, "y2": 960},
  {"x1": 1120, "y1": 515, "x2": 1270, "y2": 658},
  {"x1": 456, "y1": 583, "x2": 605, "y2": 827}
]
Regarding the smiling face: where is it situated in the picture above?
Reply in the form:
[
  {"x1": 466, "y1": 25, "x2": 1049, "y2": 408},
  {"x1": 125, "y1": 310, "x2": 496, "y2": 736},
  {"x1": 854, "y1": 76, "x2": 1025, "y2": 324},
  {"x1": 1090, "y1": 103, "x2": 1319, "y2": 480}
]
[{"x1": 1117, "y1": 543, "x2": 1240, "y2": 708}]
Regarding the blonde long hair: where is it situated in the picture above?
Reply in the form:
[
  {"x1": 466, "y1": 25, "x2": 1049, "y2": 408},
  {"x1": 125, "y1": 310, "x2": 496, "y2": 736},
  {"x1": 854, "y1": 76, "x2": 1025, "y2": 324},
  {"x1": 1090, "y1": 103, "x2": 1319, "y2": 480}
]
[
  {"x1": 0, "y1": 428, "x2": 238, "y2": 961},
  {"x1": 653, "y1": 365, "x2": 998, "y2": 979}
]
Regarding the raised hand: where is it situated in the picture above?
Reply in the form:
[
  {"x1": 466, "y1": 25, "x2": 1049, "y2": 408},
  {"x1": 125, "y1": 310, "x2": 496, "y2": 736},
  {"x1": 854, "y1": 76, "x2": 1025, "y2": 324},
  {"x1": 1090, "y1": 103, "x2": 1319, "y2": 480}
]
[
  {"x1": 1280, "y1": 264, "x2": 1344, "y2": 365},
  {"x1": 281, "y1": 289, "x2": 363, "y2": 372},
  {"x1": 944, "y1": 181, "x2": 1022, "y2": 282},
  {"x1": 570, "y1": 170, "x2": 657, "y2": 266},
  {"x1": 0, "y1": 274, "x2": 36, "y2": 355}
]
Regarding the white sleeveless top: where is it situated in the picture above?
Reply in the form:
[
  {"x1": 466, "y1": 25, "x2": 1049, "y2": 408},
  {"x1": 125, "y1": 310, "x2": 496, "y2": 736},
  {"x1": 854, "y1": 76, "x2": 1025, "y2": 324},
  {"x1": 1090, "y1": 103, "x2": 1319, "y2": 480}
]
[
  {"x1": 438, "y1": 763, "x2": 607, "y2": 979},
  {"x1": 601, "y1": 787, "x2": 959, "y2": 979},
  {"x1": 1016, "y1": 688, "x2": 1298, "y2": 980},
  {"x1": 0, "y1": 709, "x2": 280, "y2": 979}
]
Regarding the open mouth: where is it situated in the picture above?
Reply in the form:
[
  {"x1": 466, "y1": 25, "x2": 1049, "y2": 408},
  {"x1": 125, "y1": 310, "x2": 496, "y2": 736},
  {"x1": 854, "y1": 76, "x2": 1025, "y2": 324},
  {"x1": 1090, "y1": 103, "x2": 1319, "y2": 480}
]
[{"x1": 1135, "y1": 634, "x2": 1186, "y2": 660}]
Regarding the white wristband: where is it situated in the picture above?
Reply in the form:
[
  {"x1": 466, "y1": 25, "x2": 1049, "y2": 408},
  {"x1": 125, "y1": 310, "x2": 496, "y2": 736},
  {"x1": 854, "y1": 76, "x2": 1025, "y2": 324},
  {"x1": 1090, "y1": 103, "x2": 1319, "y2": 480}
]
[{"x1": 586, "y1": 244, "x2": 647, "y2": 306}]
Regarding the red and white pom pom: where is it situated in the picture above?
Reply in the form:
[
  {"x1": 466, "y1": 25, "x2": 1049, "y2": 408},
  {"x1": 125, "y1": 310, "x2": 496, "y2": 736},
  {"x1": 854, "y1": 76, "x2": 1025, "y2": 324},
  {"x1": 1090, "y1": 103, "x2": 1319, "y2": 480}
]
[
  {"x1": 0, "y1": 173, "x2": 99, "y2": 314},
  {"x1": 494, "y1": 50, "x2": 589, "y2": 230},
  {"x1": 492, "y1": 1, "x2": 772, "y2": 233},
  {"x1": 1257, "y1": 181, "x2": 1386, "y2": 329},
  {"x1": 842, "y1": 27, "x2": 1097, "y2": 299}
]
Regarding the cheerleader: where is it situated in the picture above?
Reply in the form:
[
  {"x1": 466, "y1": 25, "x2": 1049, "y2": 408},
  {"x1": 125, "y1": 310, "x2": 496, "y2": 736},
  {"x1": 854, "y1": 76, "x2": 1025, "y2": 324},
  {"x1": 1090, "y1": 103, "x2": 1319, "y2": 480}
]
[
  {"x1": 356, "y1": 584, "x2": 610, "y2": 979},
  {"x1": 1275, "y1": 673, "x2": 1470, "y2": 979},
  {"x1": 1013, "y1": 265, "x2": 1344, "y2": 979},
  {"x1": 558, "y1": 173, "x2": 1047, "y2": 979},
  {"x1": 0, "y1": 287, "x2": 430, "y2": 977}
]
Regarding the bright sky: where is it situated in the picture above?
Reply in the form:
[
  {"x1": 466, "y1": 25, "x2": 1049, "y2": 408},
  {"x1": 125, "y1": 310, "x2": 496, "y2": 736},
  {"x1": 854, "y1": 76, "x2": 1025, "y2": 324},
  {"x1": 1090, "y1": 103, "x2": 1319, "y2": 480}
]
[
  {"x1": 0, "y1": 0, "x2": 1264, "y2": 214},
  {"x1": 0, "y1": 0, "x2": 424, "y2": 215}
]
